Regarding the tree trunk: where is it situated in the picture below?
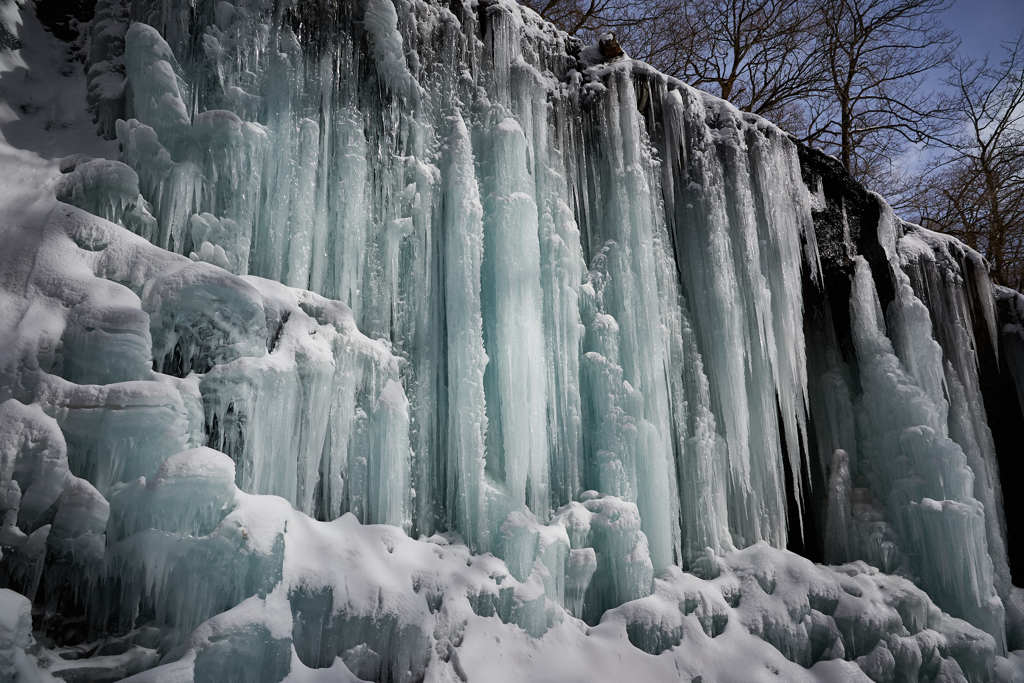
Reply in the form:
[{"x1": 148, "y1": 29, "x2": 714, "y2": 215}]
[
  {"x1": 840, "y1": 102, "x2": 852, "y2": 172},
  {"x1": 983, "y1": 162, "x2": 1006, "y2": 282}
]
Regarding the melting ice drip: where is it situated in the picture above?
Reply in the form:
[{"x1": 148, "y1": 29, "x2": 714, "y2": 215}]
[{"x1": 2, "y1": 0, "x2": 1023, "y2": 679}]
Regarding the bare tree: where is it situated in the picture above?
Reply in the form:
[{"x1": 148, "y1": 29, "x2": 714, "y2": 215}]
[
  {"x1": 659, "y1": 0, "x2": 824, "y2": 130},
  {"x1": 521, "y1": 0, "x2": 672, "y2": 38},
  {"x1": 530, "y1": 0, "x2": 824, "y2": 132},
  {"x1": 529, "y1": 0, "x2": 960, "y2": 199},
  {"x1": 909, "y1": 37, "x2": 1024, "y2": 287},
  {"x1": 803, "y1": 0, "x2": 957, "y2": 185}
]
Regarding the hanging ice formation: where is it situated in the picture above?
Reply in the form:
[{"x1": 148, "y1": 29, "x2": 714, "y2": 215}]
[{"x1": 2, "y1": 0, "x2": 1024, "y2": 680}]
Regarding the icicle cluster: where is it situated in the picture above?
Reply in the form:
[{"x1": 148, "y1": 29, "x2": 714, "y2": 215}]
[{"x1": 78, "y1": 0, "x2": 829, "y2": 574}]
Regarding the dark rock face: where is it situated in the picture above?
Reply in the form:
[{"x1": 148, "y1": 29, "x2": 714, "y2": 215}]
[
  {"x1": 35, "y1": 0, "x2": 97, "y2": 41},
  {"x1": 598, "y1": 33, "x2": 624, "y2": 60},
  {"x1": 992, "y1": 293, "x2": 1024, "y2": 583},
  {"x1": 797, "y1": 143, "x2": 891, "y2": 307},
  {"x1": 796, "y1": 140, "x2": 1024, "y2": 584}
]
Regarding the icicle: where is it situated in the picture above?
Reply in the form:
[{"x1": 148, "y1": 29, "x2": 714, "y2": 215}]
[
  {"x1": 481, "y1": 117, "x2": 550, "y2": 520},
  {"x1": 440, "y1": 112, "x2": 489, "y2": 550}
]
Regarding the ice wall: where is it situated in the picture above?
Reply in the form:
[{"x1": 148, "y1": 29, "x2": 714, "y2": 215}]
[
  {"x1": 73, "y1": 0, "x2": 1018, "y2": 645},
  {"x1": 2, "y1": 0, "x2": 1023, "y2": 679},
  {"x1": 79, "y1": 0, "x2": 827, "y2": 575}
]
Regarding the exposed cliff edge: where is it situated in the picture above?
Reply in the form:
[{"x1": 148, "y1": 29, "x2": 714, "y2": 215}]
[{"x1": 1, "y1": 0, "x2": 1024, "y2": 680}]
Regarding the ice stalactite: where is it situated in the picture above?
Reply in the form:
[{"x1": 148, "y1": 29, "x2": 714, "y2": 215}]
[
  {"x1": 847, "y1": 250, "x2": 1004, "y2": 648},
  {"x1": 439, "y1": 112, "x2": 489, "y2": 550},
  {"x1": 575, "y1": 68, "x2": 683, "y2": 571},
  {"x1": 660, "y1": 81, "x2": 816, "y2": 554},
  {"x1": 481, "y1": 116, "x2": 551, "y2": 522},
  {"x1": 898, "y1": 226, "x2": 1012, "y2": 603}
]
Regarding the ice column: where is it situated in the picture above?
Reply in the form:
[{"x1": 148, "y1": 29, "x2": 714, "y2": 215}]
[
  {"x1": 899, "y1": 228, "x2": 1011, "y2": 600},
  {"x1": 580, "y1": 71, "x2": 682, "y2": 570},
  {"x1": 660, "y1": 85, "x2": 816, "y2": 551},
  {"x1": 440, "y1": 113, "x2": 489, "y2": 550},
  {"x1": 849, "y1": 255, "x2": 1005, "y2": 648},
  {"x1": 481, "y1": 117, "x2": 550, "y2": 519}
]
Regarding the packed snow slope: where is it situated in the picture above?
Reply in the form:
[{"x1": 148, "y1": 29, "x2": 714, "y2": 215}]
[{"x1": 2, "y1": 0, "x2": 1024, "y2": 680}]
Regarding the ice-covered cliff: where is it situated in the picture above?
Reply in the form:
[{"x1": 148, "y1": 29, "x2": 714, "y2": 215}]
[{"x1": 1, "y1": 0, "x2": 1024, "y2": 679}]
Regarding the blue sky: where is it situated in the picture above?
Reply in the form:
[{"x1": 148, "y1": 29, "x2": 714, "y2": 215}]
[
  {"x1": 891, "y1": 0, "x2": 1021, "y2": 179},
  {"x1": 944, "y1": 0, "x2": 1023, "y2": 61}
]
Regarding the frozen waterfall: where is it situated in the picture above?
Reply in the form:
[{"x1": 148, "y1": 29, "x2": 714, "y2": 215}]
[{"x1": 1, "y1": 0, "x2": 1023, "y2": 680}]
